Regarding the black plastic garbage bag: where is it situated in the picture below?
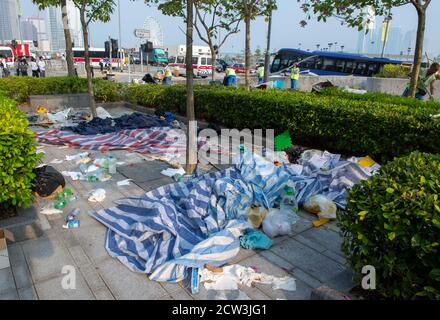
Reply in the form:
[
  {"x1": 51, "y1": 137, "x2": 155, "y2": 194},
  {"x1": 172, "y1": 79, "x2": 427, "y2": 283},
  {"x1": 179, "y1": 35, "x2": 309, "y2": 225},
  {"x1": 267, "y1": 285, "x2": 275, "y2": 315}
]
[{"x1": 33, "y1": 165, "x2": 66, "y2": 198}]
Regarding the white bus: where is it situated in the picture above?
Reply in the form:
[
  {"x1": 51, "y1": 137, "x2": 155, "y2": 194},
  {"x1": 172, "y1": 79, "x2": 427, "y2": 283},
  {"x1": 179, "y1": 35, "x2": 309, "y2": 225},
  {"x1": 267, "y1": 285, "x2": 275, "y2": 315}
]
[{"x1": 73, "y1": 47, "x2": 125, "y2": 68}]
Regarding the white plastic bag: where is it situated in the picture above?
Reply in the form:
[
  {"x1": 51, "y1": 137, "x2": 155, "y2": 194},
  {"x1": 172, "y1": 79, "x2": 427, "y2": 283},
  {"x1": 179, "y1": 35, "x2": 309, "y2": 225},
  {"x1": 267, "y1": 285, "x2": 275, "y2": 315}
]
[
  {"x1": 88, "y1": 189, "x2": 106, "y2": 202},
  {"x1": 262, "y1": 209, "x2": 298, "y2": 238},
  {"x1": 303, "y1": 195, "x2": 337, "y2": 219}
]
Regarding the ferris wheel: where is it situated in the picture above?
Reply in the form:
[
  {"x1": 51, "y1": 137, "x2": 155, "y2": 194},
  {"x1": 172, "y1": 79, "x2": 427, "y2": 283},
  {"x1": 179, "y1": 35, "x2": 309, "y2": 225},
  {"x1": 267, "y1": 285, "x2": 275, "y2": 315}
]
[{"x1": 143, "y1": 17, "x2": 164, "y2": 48}]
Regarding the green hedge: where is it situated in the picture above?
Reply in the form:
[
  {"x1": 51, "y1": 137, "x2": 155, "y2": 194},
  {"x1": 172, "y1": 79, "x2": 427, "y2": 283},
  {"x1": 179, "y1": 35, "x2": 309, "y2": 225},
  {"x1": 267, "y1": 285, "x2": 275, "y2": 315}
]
[
  {"x1": 0, "y1": 91, "x2": 39, "y2": 211},
  {"x1": 321, "y1": 87, "x2": 440, "y2": 110},
  {"x1": 1, "y1": 77, "x2": 439, "y2": 162},
  {"x1": 340, "y1": 152, "x2": 440, "y2": 299}
]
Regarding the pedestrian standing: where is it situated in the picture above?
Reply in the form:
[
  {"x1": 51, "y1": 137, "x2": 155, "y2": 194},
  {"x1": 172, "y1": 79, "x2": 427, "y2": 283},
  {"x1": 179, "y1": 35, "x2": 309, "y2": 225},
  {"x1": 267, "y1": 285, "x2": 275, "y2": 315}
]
[
  {"x1": 290, "y1": 63, "x2": 300, "y2": 90},
  {"x1": 38, "y1": 56, "x2": 46, "y2": 77},
  {"x1": 19, "y1": 58, "x2": 29, "y2": 76},
  {"x1": 31, "y1": 57, "x2": 39, "y2": 77},
  {"x1": 257, "y1": 65, "x2": 265, "y2": 85},
  {"x1": 99, "y1": 58, "x2": 104, "y2": 73},
  {"x1": 14, "y1": 57, "x2": 20, "y2": 76}
]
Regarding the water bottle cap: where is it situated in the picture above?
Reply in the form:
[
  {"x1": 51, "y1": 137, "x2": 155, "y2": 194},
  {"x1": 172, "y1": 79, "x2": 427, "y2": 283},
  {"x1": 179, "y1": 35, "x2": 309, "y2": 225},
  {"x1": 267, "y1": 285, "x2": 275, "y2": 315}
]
[{"x1": 285, "y1": 186, "x2": 294, "y2": 195}]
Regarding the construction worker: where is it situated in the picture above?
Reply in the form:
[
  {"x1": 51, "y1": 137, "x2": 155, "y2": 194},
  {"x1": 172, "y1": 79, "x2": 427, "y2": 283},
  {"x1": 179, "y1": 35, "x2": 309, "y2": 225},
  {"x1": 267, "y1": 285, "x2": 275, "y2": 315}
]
[
  {"x1": 163, "y1": 66, "x2": 173, "y2": 85},
  {"x1": 224, "y1": 66, "x2": 237, "y2": 87},
  {"x1": 290, "y1": 63, "x2": 300, "y2": 90},
  {"x1": 257, "y1": 65, "x2": 265, "y2": 85}
]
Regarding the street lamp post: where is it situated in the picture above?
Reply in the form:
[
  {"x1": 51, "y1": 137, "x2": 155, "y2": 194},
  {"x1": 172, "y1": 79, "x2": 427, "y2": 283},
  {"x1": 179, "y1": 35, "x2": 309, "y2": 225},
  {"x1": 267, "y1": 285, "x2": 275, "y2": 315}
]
[
  {"x1": 118, "y1": 0, "x2": 122, "y2": 72},
  {"x1": 316, "y1": 44, "x2": 320, "y2": 51},
  {"x1": 263, "y1": 1, "x2": 273, "y2": 85}
]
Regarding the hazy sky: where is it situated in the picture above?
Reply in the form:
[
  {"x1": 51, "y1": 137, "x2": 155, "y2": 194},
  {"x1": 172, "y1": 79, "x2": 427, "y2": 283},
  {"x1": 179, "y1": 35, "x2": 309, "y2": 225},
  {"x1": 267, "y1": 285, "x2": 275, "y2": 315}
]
[{"x1": 22, "y1": 0, "x2": 440, "y2": 56}]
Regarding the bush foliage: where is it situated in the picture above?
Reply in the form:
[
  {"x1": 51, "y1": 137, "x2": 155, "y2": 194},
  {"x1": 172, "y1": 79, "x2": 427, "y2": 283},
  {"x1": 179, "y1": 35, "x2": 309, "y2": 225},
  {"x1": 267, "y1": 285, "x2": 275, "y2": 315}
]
[
  {"x1": 375, "y1": 64, "x2": 411, "y2": 79},
  {"x1": 0, "y1": 91, "x2": 39, "y2": 211},
  {"x1": 340, "y1": 152, "x2": 440, "y2": 299}
]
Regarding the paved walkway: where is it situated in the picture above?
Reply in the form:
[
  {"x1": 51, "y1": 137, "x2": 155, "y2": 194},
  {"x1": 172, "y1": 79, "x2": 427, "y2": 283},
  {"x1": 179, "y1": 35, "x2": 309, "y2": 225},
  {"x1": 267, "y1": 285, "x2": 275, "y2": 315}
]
[{"x1": 0, "y1": 134, "x2": 354, "y2": 300}]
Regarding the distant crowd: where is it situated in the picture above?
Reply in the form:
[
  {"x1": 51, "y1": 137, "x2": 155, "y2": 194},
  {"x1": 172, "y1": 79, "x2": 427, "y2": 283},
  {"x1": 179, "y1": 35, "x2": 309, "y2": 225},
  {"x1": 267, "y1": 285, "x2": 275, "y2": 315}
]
[{"x1": 0, "y1": 56, "x2": 46, "y2": 78}]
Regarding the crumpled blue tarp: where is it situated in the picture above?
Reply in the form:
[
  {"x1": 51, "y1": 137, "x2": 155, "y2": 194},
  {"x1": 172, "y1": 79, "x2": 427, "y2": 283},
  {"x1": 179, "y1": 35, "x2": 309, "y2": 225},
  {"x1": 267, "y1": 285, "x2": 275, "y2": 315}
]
[
  {"x1": 66, "y1": 112, "x2": 170, "y2": 135},
  {"x1": 91, "y1": 152, "x2": 291, "y2": 282}
]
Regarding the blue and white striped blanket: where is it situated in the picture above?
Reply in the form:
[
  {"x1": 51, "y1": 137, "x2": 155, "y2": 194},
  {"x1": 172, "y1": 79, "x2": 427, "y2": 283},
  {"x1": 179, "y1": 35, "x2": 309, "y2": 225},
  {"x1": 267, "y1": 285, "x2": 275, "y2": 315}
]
[{"x1": 90, "y1": 152, "x2": 291, "y2": 282}]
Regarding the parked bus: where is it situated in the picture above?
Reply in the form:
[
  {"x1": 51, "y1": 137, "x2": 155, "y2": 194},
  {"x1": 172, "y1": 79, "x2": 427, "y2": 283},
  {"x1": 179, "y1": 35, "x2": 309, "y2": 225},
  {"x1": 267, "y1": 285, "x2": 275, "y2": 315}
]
[
  {"x1": 0, "y1": 46, "x2": 14, "y2": 68},
  {"x1": 167, "y1": 55, "x2": 213, "y2": 78},
  {"x1": 271, "y1": 48, "x2": 402, "y2": 77},
  {"x1": 73, "y1": 47, "x2": 125, "y2": 68}
]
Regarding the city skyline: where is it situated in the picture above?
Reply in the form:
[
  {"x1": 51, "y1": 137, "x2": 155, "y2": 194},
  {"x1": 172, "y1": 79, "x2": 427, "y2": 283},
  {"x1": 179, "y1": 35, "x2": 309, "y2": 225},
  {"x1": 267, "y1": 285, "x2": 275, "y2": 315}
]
[{"x1": 9, "y1": 0, "x2": 440, "y2": 57}]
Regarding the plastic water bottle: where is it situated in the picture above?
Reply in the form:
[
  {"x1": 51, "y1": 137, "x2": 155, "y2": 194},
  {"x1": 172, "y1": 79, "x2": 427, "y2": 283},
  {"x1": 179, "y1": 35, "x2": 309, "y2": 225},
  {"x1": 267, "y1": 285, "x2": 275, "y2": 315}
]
[
  {"x1": 87, "y1": 175, "x2": 99, "y2": 182},
  {"x1": 108, "y1": 155, "x2": 117, "y2": 174},
  {"x1": 280, "y1": 185, "x2": 299, "y2": 214}
]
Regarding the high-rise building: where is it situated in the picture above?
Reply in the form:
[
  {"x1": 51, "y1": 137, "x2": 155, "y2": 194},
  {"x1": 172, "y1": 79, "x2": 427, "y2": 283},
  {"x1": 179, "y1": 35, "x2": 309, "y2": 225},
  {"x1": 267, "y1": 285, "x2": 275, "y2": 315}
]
[
  {"x1": 45, "y1": 1, "x2": 83, "y2": 53},
  {"x1": 21, "y1": 20, "x2": 37, "y2": 41},
  {"x1": 0, "y1": 0, "x2": 20, "y2": 43}
]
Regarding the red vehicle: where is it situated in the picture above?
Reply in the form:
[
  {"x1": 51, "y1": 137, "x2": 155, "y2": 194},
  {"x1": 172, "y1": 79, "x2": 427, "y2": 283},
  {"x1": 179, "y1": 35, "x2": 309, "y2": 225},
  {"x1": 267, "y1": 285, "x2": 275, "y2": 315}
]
[
  {"x1": 11, "y1": 43, "x2": 31, "y2": 57},
  {"x1": 231, "y1": 63, "x2": 256, "y2": 74}
]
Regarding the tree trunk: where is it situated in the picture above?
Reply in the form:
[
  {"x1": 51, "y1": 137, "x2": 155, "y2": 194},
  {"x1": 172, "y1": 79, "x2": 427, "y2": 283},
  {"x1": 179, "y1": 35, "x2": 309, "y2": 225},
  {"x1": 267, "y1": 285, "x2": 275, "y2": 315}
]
[
  {"x1": 244, "y1": 7, "x2": 251, "y2": 90},
  {"x1": 186, "y1": 0, "x2": 197, "y2": 174},
  {"x1": 60, "y1": 0, "x2": 75, "y2": 77},
  {"x1": 409, "y1": 9, "x2": 426, "y2": 98},
  {"x1": 264, "y1": 6, "x2": 273, "y2": 84},
  {"x1": 80, "y1": 13, "x2": 97, "y2": 117},
  {"x1": 211, "y1": 49, "x2": 216, "y2": 82}
]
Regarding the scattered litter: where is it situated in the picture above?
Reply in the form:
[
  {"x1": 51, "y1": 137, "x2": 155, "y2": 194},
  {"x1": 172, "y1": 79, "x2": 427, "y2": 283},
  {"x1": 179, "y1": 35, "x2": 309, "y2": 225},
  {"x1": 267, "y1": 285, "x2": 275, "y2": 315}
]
[
  {"x1": 344, "y1": 86, "x2": 367, "y2": 95},
  {"x1": 63, "y1": 220, "x2": 80, "y2": 229},
  {"x1": 304, "y1": 195, "x2": 337, "y2": 219},
  {"x1": 36, "y1": 106, "x2": 48, "y2": 113},
  {"x1": 88, "y1": 189, "x2": 106, "y2": 202},
  {"x1": 116, "y1": 161, "x2": 125, "y2": 166},
  {"x1": 76, "y1": 156, "x2": 92, "y2": 165},
  {"x1": 50, "y1": 159, "x2": 63, "y2": 164},
  {"x1": 47, "y1": 108, "x2": 71, "y2": 123},
  {"x1": 65, "y1": 152, "x2": 89, "y2": 161},
  {"x1": 40, "y1": 206, "x2": 63, "y2": 215},
  {"x1": 262, "y1": 209, "x2": 298, "y2": 238},
  {"x1": 85, "y1": 164, "x2": 100, "y2": 173},
  {"x1": 348, "y1": 155, "x2": 381, "y2": 174},
  {"x1": 161, "y1": 167, "x2": 186, "y2": 177},
  {"x1": 239, "y1": 229, "x2": 273, "y2": 250},
  {"x1": 108, "y1": 155, "x2": 117, "y2": 174},
  {"x1": 190, "y1": 268, "x2": 200, "y2": 295},
  {"x1": 58, "y1": 146, "x2": 69, "y2": 149},
  {"x1": 117, "y1": 179, "x2": 132, "y2": 186},
  {"x1": 66, "y1": 208, "x2": 81, "y2": 222},
  {"x1": 313, "y1": 218, "x2": 330, "y2": 228},
  {"x1": 61, "y1": 171, "x2": 84, "y2": 181},
  {"x1": 36, "y1": 149, "x2": 45, "y2": 155},
  {"x1": 200, "y1": 264, "x2": 296, "y2": 292},
  {"x1": 247, "y1": 206, "x2": 268, "y2": 229},
  {"x1": 96, "y1": 107, "x2": 113, "y2": 119},
  {"x1": 33, "y1": 166, "x2": 66, "y2": 198}
]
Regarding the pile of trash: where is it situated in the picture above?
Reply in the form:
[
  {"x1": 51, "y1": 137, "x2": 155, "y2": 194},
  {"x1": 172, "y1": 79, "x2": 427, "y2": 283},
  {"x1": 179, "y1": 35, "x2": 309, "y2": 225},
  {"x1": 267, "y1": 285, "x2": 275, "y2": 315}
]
[{"x1": 90, "y1": 146, "x2": 379, "y2": 296}]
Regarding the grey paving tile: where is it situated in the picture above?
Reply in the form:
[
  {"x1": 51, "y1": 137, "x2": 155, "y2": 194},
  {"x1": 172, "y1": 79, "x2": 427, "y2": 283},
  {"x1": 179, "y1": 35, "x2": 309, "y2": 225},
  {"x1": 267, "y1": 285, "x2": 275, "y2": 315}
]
[
  {"x1": 326, "y1": 269, "x2": 357, "y2": 293},
  {"x1": 322, "y1": 249, "x2": 348, "y2": 266},
  {"x1": 228, "y1": 248, "x2": 257, "y2": 265},
  {"x1": 75, "y1": 225, "x2": 109, "y2": 264},
  {"x1": 293, "y1": 234, "x2": 327, "y2": 253},
  {"x1": 18, "y1": 286, "x2": 38, "y2": 300},
  {"x1": 7, "y1": 243, "x2": 25, "y2": 267},
  {"x1": 35, "y1": 273, "x2": 95, "y2": 300},
  {"x1": 270, "y1": 238, "x2": 345, "y2": 283},
  {"x1": 300, "y1": 227, "x2": 344, "y2": 256},
  {"x1": 0, "y1": 289, "x2": 19, "y2": 300},
  {"x1": 118, "y1": 161, "x2": 170, "y2": 183},
  {"x1": 68, "y1": 245, "x2": 114, "y2": 300},
  {"x1": 22, "y1": 234, "x2": 76, "y2": 283},
  {"x1": 138, "y1": 177, "x2": 175, "y2": 192},
  {"x1": 291, "y1": 218, "x2": 314, "y2": 235},
  {"x1": 11, "y1": 263, "x2": 33, "y2": 289},
  {"x1": 96, "y1": 258, "x2": 168, "y2": 300},
  {"x1": 170, "y1": 287, "x2": 194, "y2": 300},
  {"x1": 0, "y1": 267, "x2": 16, "y2": 294}
]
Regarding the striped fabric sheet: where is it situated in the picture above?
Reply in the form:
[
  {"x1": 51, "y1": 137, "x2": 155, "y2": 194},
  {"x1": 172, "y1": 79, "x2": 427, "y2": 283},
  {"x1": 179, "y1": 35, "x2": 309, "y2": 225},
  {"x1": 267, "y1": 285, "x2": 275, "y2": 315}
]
[
  {"x1": 37, "y1": 128, "x2": 186, "y2": 157},
  {"x1": 37, "y1": 128, "x2": 228, "y2": 162},
  {"x1": 90, "y1": 153, "x2": 292, "y2": 283}
]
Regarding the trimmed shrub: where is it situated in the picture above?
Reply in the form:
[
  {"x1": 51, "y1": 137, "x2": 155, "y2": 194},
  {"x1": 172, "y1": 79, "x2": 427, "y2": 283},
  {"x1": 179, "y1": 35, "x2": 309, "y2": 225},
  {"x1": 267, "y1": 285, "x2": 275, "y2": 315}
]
[
  {"x1": 375, "y1": 64, "x2": 411, "y2": 79},
  {"x1": 340, "y1": 152, "x2": 440, "y2": 299},
  {"x1": 321, "y1": 87, "x2": 440, "y2": 110},
  {"x1": 0, "y1": 92, "x2": 39, "y2": 211}
]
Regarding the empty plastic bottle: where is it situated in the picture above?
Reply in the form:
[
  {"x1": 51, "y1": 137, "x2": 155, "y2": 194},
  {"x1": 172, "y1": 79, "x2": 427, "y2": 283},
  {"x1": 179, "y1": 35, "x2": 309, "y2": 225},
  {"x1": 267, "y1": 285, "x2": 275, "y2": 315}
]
[
  {"x1": 280, "y1": 185, "x2": 299, "y2": 214},
  {"x1": 108, "y1": 155, "x2": 117, "y2": 174}
]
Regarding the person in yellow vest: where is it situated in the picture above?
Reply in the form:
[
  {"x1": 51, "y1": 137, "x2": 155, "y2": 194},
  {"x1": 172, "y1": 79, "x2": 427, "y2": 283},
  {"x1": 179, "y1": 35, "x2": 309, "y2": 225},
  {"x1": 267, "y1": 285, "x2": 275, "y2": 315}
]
[
  {"x1": 163, "y1": 66, "x2": 173, "y2": 85},
  {"x1": 257, "y1": 65, "x2": 265, "y2": 85},
  {"x1": 290, "y1": 63, "x2": 300, "y2": 90},
  {"x1": 224, "y1": 67, "x2": 237, "y2": 87}
]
